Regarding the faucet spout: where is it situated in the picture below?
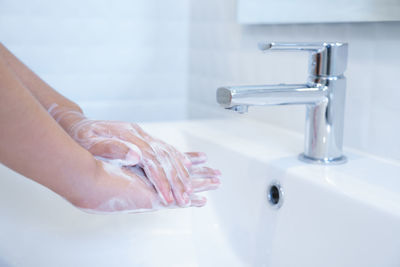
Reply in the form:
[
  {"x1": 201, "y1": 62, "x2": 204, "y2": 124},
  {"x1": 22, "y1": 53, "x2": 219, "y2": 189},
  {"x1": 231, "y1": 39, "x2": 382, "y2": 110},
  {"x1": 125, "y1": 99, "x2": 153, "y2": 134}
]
[
  {"x1": 216, "y1": 42, "x2": 348, "y2": 165},
  {"x1": 217, "y1": 84, "x2": 326, "y2": 109}
]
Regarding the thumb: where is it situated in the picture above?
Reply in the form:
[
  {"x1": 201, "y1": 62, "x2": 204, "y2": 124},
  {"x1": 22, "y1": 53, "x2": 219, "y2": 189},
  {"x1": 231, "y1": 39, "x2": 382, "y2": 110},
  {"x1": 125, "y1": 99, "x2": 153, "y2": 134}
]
[{"x1": 88, "y1": 138, "x2": 142, "y2": 166}]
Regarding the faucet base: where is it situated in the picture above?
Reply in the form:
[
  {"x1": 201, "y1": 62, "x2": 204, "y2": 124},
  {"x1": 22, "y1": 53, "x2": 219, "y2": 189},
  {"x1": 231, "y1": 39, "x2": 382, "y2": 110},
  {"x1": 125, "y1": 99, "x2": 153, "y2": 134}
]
[{"x1": 298, "y1": 153, "x2": 347, "y2": 165}]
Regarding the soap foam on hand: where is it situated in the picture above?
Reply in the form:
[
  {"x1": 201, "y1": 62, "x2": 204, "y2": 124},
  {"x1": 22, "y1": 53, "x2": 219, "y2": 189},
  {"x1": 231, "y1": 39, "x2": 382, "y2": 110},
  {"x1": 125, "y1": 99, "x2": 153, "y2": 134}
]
[
  {"x1": 48, "y1": 103, "x2": 221, "y2": 214},
  {"x1": 77, "y1": 158, "x2": 220, "y2": 214}
]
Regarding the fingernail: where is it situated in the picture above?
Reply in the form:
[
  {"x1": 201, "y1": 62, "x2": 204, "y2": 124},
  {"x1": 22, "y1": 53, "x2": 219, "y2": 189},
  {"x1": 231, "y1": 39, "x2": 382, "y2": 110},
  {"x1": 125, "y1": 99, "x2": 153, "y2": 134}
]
[
  {"x1": 214, "y1": 170, "x2": 222, "y2": 175},
  {"x1": 169, "y1": 191, "x2": 174, "y2": 202}
]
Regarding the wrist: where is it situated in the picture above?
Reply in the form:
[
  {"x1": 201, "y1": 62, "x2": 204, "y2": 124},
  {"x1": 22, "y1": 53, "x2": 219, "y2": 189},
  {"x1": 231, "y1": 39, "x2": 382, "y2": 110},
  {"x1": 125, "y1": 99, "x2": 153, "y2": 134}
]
[
  {"x1": 48, "y1": 103, "x2": 87, "y2": 133},
  {"x1": 58, "y1": 111, "x2": 87, "y2": 134},
  {"x1": 59, "y1": 154, "x2": 100, "y2": 209}
]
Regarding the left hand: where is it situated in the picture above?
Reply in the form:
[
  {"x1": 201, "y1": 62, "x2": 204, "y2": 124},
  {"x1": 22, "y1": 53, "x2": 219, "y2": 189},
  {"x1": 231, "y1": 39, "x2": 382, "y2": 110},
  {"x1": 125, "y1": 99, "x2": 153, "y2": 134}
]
[{"x1": 48, "y1": 105, "x2": 221, "y2": 207}]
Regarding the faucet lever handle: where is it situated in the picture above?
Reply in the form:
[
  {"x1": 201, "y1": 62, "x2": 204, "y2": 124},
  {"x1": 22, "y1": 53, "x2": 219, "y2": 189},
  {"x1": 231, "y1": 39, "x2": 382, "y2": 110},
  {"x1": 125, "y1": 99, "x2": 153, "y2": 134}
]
[
  {"x1": 258, "y1": 42, "x2": 326, "y2": 52},
  {"x1": 258, "y1": 42, "x2": 348, "y2": 77}
]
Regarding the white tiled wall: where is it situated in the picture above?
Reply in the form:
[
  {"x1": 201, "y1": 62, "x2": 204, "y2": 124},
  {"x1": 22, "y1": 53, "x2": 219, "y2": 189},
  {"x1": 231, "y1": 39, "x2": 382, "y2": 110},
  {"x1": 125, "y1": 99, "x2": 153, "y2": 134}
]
[
  {"x1": 187, "y1": 0, "x2": 400, "y2": 161},
  {"x1": 0, "y1": 0, "x2": 189, "y2": 120},
  {"x1": 1, "y1": 0, "x2": 399, "y2": 160}
]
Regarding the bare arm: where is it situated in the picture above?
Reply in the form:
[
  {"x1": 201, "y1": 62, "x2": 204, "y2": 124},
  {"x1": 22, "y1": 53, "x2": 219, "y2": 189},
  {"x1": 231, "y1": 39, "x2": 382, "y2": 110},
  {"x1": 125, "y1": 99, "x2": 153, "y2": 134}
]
[
  {"x1": 0, "y1": 43, "x2": 82, "y2": 113},
  {"x1": 0, "y1": 49, "x2": 97, "y2": 206},
  {"x1": 0, "y1": 43, "x2": 221, "y2": 209},
  {"x1": 0, "y1": 42, "x2": 85, "y2": 134}
]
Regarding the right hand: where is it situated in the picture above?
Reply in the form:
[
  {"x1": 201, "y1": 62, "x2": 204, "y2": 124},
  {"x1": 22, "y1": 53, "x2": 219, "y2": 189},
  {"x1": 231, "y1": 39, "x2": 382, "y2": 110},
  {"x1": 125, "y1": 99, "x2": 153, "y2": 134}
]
[{"x1": 49, "y1": 104, "x2": 221, "y2": 207}]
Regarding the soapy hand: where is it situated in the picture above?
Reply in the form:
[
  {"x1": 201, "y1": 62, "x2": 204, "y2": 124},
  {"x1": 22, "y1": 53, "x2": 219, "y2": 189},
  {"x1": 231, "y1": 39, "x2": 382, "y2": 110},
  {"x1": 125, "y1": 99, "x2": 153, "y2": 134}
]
[
  {"x1": 71, "y1": 158, "x2": 221, "y2": 213},
  {"x1": 48, "y1": 104, "x2": 220, "y2": 208}
]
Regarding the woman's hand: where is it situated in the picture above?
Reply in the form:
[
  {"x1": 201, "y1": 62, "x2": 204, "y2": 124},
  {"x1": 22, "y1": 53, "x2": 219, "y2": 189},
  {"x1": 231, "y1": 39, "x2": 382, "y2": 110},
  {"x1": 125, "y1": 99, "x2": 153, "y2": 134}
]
[
  {"x1": 71, "y1": 159, "x2": 221, "y2": 214},
  {"x1": 0, "y1": 43, "x2": 221, "y2": 215},
  {"x1": 48, "y1": 104, "x2": 220, "y2": 207}
]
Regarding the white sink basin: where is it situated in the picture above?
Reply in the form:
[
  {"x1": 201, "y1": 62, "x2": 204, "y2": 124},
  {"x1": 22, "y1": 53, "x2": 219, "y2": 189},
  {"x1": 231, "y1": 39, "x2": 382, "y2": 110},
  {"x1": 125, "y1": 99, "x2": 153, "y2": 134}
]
[{"x1": 0, "y1": 118, "x2": 399, "y2": 267}]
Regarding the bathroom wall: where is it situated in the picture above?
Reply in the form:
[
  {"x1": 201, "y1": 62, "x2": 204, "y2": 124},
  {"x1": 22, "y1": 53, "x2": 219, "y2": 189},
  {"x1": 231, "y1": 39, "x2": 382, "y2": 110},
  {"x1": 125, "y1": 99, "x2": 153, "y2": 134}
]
[
  {"x1": 1, "y1": 0, "x2": 399, "y2": 159},
  {"x1": 187, "y1": 0, "x2": 400, "y2": 161},
  {"x1": 0, "y1": 0, "x2": 190, "y2": 121}
]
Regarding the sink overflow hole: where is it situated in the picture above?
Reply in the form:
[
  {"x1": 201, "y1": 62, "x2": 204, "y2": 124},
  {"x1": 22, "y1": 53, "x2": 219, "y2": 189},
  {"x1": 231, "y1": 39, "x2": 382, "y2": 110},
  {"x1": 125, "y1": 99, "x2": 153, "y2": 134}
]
[{"x1": 267, "y1": 182, "x2": 283, "y2": 209}]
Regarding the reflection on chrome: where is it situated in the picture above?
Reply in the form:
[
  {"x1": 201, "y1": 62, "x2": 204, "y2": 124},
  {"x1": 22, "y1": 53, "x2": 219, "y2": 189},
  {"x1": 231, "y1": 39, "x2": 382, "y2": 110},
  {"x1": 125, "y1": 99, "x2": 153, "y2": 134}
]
[{"x1": 217, "y1": 42, "x2": 348, "y2": 165}]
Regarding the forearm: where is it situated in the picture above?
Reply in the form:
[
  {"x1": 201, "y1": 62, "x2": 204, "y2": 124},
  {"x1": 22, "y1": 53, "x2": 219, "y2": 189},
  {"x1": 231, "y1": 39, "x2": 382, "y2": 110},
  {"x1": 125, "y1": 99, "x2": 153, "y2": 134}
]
[
  {"x1": 0, "y1": 52, "x2": 97, "y2": 205},
  {"x1": 0, "y1": 43, "x2": 83, "y2": 115}
]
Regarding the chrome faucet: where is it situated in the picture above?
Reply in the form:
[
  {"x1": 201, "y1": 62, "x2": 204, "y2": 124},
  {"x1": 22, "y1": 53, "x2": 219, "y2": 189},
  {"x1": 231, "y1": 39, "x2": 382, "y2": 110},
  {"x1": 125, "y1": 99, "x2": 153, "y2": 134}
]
[{"x1": 216, "y1": 42, "x2": 348, "y2": 164}]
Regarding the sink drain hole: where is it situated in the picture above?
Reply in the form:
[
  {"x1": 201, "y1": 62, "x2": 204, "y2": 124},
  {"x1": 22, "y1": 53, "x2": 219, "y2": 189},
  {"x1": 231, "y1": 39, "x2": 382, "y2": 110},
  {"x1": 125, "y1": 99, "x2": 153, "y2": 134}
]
[{"x1": 267, "y1": 182, "x2": 283, "y2": 209}]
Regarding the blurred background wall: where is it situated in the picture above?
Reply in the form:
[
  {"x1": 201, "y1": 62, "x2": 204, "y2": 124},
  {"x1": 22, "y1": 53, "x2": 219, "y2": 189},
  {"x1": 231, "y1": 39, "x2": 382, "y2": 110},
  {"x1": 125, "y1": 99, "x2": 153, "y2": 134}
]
[
  {"x1": 0, "y1": 0, "x2": 399, "y2": 160},
  {"x1": 0, "y1": 0, "x2": 190, "y2": 121}
]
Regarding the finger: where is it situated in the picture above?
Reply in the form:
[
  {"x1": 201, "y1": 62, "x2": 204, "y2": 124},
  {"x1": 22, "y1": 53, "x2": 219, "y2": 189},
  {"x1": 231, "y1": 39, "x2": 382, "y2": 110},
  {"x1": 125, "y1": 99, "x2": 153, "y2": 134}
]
[
  {"x1": 123, "y1": 166, "x2": 172, "y2": 211},
  {"x1": 190, "y1": 195, "x2": 207, "y2": 207},
  {"x1": 151, "y1": 147, "x2": 190, "y2": 207},
  {"x1": 143, "y1": 139, "x2": 192, "y2": 193},
  {"x1": 88, "y1": 138, "x2": 142, "y2": 166},
  {"x1": 130, "y1": 123, "x2": 153, "y2": 140},
  {"x1": 176, "y1": 150, "x2": 192, "y2": 169},
  {"x1": 140, "y1": 158, "x2": 174, "y2": 205},
  {"x1": 116, "y1": 132, "x2": 175, "y2": 205},
  {"x1": 185, "y1": 152, "x2": 208, "y2": 165},
  {"x1": 122, "y1": 127, "x2": 190, "y2": 206},
  {"x1": 190, "y1": 166, "x2": 221, "y2": 179},
  {"x1": 191, "y1": 178, "x2": 221, "y2": 193},
  {"x1": 128, "y1": 126, "x2": 192, "y2": 192},
  {"x1": 166, "y1": 147, "x2": 192, "y2": 193},
  {"x1": 169, "y1": 167, "x2": 190, "y2": 207},
  {"x1": 157, "y1": 141, "x2": 192, "y2": 168},
  {"x1": 125, "y1": 166, "x2": 154, "y2": 188}
]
